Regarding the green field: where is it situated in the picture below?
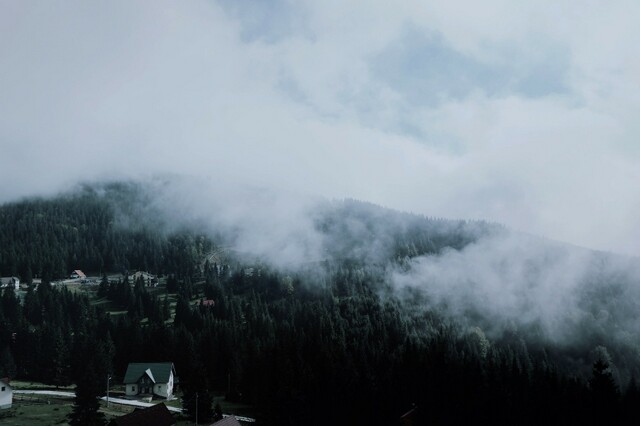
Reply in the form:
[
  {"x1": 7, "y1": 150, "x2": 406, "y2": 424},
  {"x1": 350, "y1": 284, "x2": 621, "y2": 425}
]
[
  {"x1": 1, "y1": 395, "x2": 125, "y2": 426},
  {"x1": 4, "y1": 380, "x2": 257, "y2": 425}
]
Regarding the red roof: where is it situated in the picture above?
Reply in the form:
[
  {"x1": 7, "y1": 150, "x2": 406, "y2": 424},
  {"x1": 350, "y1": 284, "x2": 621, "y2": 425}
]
[
  {"x1": 210, "y1": 416, "x2": 242, "y2": 426},
  {"x1": 400, "y1": 407, "x2": 419, "y2": 426},
  {"x1": 110, "y1": 403, "x2": 175, "y2": 426}
]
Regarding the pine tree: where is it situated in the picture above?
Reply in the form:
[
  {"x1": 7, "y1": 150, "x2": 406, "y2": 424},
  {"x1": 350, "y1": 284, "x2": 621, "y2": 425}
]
[
  {"x1": 69, "y1": 358, "x2": 105, "y2": 426},
  {"x1": 69, "y1": 334, "x2": 111, "y2": 426},
  {"x1": 97, "y1": 274, "x2": 109, "y2": 298},
  {"x1": 590, "y1": 357, "x2": 619, "y2": 424}
]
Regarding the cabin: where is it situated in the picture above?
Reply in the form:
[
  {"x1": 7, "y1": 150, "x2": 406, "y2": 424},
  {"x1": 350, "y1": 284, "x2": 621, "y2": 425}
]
[
  {"x1": 400, "y1": 406, "x2": 419, "y2": 426},
  {"x1": 123, "y1": 363, "x2": 177, "y2": 399},
  {"x1": 210, "y1": 416, "x2": 242, "y2": 426},
  {"x1": 0, "y1": 378, "x2": 13, "y2": 409},
  {"x1": 129, "y1": 271, "x2": 157, "y2": 286},
  {"x1": 70, "y1": 270, "x2": 86, "y2": 279},
  {"x1": 0, "y1": 277, "x2": 19, "y2": 291},
  {"x1": 109, "y1": 403, "x2": 176, "y2": 426}
]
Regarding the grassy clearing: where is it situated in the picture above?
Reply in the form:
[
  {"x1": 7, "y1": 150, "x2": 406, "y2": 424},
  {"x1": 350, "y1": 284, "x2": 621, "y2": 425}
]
[
  {"x1": 2, "y1": 394, "x2": 122, "y2": 425},
  {"x1": 3, "y1": 394, "x2": 163, "y2": 425},
  {"x1": 10, "y1": 380, "x2": 75, "y2": 391},
  {"x1": 4, "y1": 386, "x2": 256, "y2": 425},
  {"x1": 1, "y1": 400, "x2": 73, "y2": 426}
]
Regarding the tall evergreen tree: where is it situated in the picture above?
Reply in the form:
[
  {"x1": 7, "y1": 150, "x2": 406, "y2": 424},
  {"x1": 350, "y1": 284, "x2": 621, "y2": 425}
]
[
  {"x1": 590, "y1": 357, "x2": 619, "y2": 425},
  {"x1": 69, "y1": 358, "x2": 105, "y2": 426},
  {"x1": 69, "y1": 334, "x2": 111, "y2": 426}
]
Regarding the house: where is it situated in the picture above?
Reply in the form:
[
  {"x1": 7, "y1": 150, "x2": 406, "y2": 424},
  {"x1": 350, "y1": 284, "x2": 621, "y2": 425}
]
[
  {"x1": 70, "y1": 270, "x2": 86, "y2": 279},
  {"x1": 400, "y1": 406, "x2": 419, "y2": 426},
  {"x1": 210, "y1": 416, "x2": 242, "y2": 426},
  {"x1": 0, "y1": 277, "x2": 19, "y2": 291},
  {"x1": 123, "y1": 362, "x2": 177, "y2": 399},
  {"x1": 129, "y1": 271, "x2": 156, "y2": 286},
  {"x1": 109, "y1": 403, "x2": 176, "y2": 426},
  {"x1": 201, "y1": 299, "x2": 215, "y2": 307},
  {"x1": 0, "y1": 378, "x2": 13, "y2": 409}
]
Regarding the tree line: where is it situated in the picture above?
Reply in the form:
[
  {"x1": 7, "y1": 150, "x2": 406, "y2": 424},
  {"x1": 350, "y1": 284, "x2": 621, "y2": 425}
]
[{"x1": 1, "y1": 186, "x2": 640, "y2": 424}]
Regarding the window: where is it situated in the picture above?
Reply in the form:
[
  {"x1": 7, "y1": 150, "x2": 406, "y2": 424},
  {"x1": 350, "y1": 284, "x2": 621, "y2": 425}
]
[{"x1": 1, "y1": 386, "x2": 5, "y2": 391}]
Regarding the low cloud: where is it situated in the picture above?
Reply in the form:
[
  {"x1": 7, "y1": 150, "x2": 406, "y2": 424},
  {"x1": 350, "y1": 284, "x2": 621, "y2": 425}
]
[
  {"x1": 1, "y1": 1, "x2": 640, "y2": 256},
  {"x1": 392, "y1": 230, "x2": 640, "y2": 350}
]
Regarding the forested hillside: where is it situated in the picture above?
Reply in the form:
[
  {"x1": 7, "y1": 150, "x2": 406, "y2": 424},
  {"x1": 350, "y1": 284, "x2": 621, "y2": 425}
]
[
  {"x1": 0, "y1": 182, "x2": 213, "y2": 279},
  {"x1": 1, "y1": 182, "x2": 639, "y2": 425}
]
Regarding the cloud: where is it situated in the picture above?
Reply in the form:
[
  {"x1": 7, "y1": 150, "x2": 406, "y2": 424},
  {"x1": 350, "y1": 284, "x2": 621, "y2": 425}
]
[
  {"x1": 1, "y1": 0, "x2": 639, "y2": 255},
  {"x1": 391, "y1": 229, "x2": 640, "y2": 349}
]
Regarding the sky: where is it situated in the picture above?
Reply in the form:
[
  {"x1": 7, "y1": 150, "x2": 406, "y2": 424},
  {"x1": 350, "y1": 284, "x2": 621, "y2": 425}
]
[{"x1": 1, "y1": 0, "x2": 640, "y2": 255}]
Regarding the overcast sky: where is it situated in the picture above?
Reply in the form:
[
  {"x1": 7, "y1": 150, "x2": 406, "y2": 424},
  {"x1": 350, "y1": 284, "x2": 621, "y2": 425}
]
[{"x1": 1, "y1": 1, "x2": 639, "y2": 255}]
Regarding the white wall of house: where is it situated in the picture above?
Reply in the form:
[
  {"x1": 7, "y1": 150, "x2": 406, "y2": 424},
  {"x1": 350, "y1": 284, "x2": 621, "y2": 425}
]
[
  {"x1": 125, "y1": 374, "x2": 173, "y2": 398},
  {"x1": 154, "y1": 383, "x2": 168, "y2": 398},
  {"x1": 125, "y1": 384, "x2": 138, "y2": 397},
  {"x1": 0, "y1": 277, "x2": 19, "y2": 291},
  {"x1": 0, "y1": 380, "x2": 13, "y2": 409},
  {"x1": 125, "y1": 368, "x2": 174, "y2": 399},
  {"x1": 152, "y1": 372, "x2": 173, "y2": 398}
]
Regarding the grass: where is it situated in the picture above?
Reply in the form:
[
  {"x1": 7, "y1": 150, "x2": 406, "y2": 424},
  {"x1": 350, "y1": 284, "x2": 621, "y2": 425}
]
[
  {"x1": 1, "y1": 399, "x2": 73, "y2": 426},
  {"x1": 5, "y1": 384, "x2": 257, "y2": 425},
  {"x1": 10, "y1": 380, "x2": 75, "y2": 391},
  {"x1": 4, "y1": 394, "x2": 145, "y2": 425}
]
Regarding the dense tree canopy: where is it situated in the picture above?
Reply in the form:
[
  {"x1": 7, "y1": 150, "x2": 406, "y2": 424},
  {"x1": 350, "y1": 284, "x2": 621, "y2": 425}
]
[{"x1": 1, "y1": 183, "x2": 640, "y2": 425}]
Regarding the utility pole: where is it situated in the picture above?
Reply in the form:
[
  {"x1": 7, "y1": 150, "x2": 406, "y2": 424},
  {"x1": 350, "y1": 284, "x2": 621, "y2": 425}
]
[
  {"x1": 195, "y1": 392, "x2": 199, "y2": 425},
  {"x1": 107, "y1": 375, "x2": 112, "y2": 408}
]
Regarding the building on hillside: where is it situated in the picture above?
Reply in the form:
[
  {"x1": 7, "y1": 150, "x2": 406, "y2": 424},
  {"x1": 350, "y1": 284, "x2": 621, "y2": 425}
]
[
  {"x1": 400, "y1": 406, "x2": 419, "y2": 426},
  {"x1": 129, "y1": 271, "x2": 158, "y2": 286},
  {"x1": 109, "y1": 402, "x2": 176, "y2": 426},
  {"x1": 70, "y1": 270, "x2": 86, "y2": 279},
  {"x1": 123, "y1": 362, "x2": 177, "y2": 399},
  {"x1": 0, "y1": 277, "x2": 20, "y2": 291},
  {"x1": 0, "y1": 378, "x2": 13, "y2": 409},
  {"x1": 210, "y1": 416, "x2": 242, "y2": 426}
]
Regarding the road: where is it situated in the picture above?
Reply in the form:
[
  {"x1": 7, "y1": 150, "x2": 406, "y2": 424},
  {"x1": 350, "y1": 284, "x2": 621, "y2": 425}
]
[{"x1": 14, "y1": 390, "x2": 255, "y2": 422}]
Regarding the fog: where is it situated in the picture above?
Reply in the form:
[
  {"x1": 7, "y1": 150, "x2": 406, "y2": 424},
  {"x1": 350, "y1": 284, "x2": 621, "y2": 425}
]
[
  {"x1": 137, "y1": 176, "x2": 327, "y2": 268},
  {"x1": 392, "y1": 230, "x2": 640, "y2": 352},
  {"x1": 4, "y1": 0, "x2": 640, "y2": 356},
  {"x1": 2, "y1": 1, "x2": 640, "y2": 256}
]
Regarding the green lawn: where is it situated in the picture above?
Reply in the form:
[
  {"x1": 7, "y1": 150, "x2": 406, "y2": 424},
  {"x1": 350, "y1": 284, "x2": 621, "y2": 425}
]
[
  {"x1": 3, "y1": 395, "x2": 144, "y2": 425},
  {"x1": 1, "y1": 401, "x2": 73, "y2": 426},
  {"x1": 10, "y1": 380, "x2": 75, "y2": 391},
  {"x1": 4, "y1": 388, "x2": 256, "y2": 425},
  {"x1": 2, "y1": 395, "x2": 125, "y2": 425}
]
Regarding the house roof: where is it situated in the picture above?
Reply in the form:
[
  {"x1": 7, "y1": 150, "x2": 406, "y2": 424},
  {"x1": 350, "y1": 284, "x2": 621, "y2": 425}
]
[
  {"x1": 123, "y1": 363, "x2": 174, "y2": 384},
  {"x1": 210, "y1": 416, "x2": 242, "y2": 426},
  {"x1": 72, "y1": 270, "x2": 86, "y2": 277},
  {"x1": 110, "y1": 403, "x2": 175, "y2": 426},
  {"x1": 400, "y1": 407, "x2": 419, "y2": 426}
]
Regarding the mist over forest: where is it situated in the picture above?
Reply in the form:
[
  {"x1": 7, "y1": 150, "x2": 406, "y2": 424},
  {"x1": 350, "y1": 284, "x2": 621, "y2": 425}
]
[{"x1": 1, "y1": 179, "x2": 639, "y2": 424}]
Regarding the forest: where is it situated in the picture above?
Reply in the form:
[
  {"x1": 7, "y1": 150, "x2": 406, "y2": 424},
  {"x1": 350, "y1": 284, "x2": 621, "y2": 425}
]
[{"x1": 1, "y1": 182, "x2": 639, "y2": 425}]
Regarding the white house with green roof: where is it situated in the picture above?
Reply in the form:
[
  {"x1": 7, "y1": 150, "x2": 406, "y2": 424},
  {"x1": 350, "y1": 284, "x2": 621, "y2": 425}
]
[{"x1": 123, "y1": 362, "x2": 177, "y2": 399}]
